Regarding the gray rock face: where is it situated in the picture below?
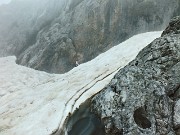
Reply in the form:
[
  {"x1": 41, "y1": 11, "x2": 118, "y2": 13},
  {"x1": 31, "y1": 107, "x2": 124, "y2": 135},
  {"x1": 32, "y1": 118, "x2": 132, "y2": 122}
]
[
  {"x1": 89, "y1": 17, "x2": 180, "y2": 135},
  {"x1": 162, "y1": 16, "x2": 180, "y2": 36},
  {"x1": 174, "y1": 100, "x2": 180, "y2": 134},
  {"x1": 0, "y1": 0, "x2": 180, "y2": 73}
]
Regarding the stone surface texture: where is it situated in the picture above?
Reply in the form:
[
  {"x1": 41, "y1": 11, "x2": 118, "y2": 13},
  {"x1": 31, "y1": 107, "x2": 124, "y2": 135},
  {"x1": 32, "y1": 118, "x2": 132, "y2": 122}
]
[{"x1": 90, "y1": 16, "x2": 180, "y2": 135}]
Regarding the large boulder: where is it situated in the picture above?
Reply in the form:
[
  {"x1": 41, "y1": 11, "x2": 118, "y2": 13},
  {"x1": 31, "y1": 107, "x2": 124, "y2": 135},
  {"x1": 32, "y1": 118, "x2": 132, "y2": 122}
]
[{"x1": 88, "y1": 16, "x2": 180, "y2": 135}]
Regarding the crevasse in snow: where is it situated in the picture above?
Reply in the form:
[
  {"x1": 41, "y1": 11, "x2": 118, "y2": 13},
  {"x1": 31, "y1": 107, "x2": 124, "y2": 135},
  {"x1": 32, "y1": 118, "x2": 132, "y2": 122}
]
[{"x1": 0, "y1": 31, "x2": 161, "y2": 135}]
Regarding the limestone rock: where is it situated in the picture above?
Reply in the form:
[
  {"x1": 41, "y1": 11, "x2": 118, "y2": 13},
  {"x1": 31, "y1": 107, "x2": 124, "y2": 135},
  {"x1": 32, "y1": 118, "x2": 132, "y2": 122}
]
[
  {"x1": 162, "y1": 16, "x2": 180, "y2": 36},
  {"x1": 174, "y1": 100, "x2": 180, "y2": 134},
  {"x1": 89, "y1": 17, "x2": 180, "y2": 135}
]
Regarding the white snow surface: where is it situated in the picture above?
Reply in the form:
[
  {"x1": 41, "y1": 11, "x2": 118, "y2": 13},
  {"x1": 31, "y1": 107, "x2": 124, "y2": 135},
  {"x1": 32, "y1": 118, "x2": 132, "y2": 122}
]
[{"x1": 0, "y1": 31, "x2": 162, "y2": 135}]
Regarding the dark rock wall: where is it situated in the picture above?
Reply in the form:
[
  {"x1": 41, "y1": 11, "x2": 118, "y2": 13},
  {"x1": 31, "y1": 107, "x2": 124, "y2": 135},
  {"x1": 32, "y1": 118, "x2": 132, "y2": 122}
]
[
  {"x1": 90, "y1": 16, "x2": 180, "y2": 135},
  {"x1": 0, "y1": 0, "x2": 180, "y2": 73}
]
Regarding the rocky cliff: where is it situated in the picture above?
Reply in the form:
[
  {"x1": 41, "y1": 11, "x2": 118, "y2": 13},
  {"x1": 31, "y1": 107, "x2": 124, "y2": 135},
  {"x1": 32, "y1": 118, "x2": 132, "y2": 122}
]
[
  {"x1": 0, "y1": 0, "x2": 179, "y2": 73},
  {"x1": 81, "y1": 16, "x2": 180, "y2": 135}
]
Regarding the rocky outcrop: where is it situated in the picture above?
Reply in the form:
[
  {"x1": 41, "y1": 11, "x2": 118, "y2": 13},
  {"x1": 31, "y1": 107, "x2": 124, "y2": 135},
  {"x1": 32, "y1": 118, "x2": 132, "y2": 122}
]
[
  {"x1": 0, "y1": 0, "x2": 180, "y2": 73},
  {"x1": 162, "y1": 16, "x2": 180, "y2": 36},
  {"x1": 87, "y1": 16, "x2": 180, "y2": 135}
]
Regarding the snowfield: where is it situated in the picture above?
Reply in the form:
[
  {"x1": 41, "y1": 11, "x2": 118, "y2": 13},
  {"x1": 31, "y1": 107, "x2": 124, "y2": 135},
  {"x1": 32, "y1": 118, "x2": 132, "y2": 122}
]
[{"x1": 0, "y1": 31, "x2": 162, "y2": 135}]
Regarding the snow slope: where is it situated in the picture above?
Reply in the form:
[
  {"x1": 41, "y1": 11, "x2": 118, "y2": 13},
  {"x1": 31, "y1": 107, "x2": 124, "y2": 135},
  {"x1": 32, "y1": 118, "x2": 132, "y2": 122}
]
[{"x1": 0, "y1": 31, "x2": 162, "y2": 135}]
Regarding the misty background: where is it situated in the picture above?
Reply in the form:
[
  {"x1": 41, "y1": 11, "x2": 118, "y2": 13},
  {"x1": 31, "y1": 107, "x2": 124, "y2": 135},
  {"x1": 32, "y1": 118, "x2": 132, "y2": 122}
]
[
  {"x1": 0, "y1": 0, "x2": 179, "y2": 73},
  {"x1": 0, "y1": 0, "x2": 11, "y2": 5}
]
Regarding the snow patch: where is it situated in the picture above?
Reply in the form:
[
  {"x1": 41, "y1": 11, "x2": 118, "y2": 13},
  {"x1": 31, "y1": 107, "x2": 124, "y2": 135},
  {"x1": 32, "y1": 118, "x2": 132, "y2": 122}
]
[{"x1": 0, "y1": 31, "x2": 162, "y2": 135}]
